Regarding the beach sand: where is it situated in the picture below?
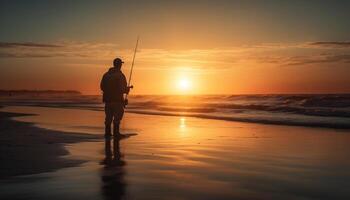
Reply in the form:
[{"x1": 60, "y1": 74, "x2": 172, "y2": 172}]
[
  {"x1": 1, "y1": 106, "x2": 350, "y2": 200},
  {"x1": 0, "y1": 111, "x2": 99, "y2": 179}
]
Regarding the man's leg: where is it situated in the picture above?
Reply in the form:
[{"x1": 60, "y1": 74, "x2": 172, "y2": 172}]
[
  {"x1": 104, "y1": 103, "x2": 113, "y2": 137},
  {"x1": 113, "y1": 119, "x2": 120, "y2": 136},
  {"x1": 112, "y1": 103, "x2": 124, "y2": 137}
]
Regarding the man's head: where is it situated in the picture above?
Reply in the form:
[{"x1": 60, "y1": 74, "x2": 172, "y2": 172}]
[{"x1": 113, "y1": 58, "x2": 124, "y2": 69}]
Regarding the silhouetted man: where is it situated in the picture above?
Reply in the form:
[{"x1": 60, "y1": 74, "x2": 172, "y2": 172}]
[{"x1": 100, "y1": 58, "x2": 130, "y2": 138}]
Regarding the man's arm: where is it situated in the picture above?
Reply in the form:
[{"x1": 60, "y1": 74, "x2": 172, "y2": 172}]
[
  {"x1": 121, "y1": 73, "x2": 129, "y2": 94},
  {"x1": 100, "y1": 74, "x2": 106, "y2": 91}
]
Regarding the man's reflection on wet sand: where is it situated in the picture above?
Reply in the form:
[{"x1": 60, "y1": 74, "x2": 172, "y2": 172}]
[{"x1": 100, "y1": 138, "x2": 126, "y2": 200}]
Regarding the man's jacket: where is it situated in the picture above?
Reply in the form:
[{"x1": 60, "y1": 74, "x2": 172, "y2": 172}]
[{"x1": 100, "y1": 67, "x2": 127, "y2": 103}]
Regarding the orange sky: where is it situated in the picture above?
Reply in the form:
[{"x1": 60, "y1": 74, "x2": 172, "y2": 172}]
[{"x1": 0, "y1": 1, "x2": 350, "y2": 94}]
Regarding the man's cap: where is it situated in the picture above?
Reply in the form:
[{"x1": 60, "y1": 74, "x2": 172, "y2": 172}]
[{"x1": 113, "y1": 58, "x2": 124, "y2": 65}]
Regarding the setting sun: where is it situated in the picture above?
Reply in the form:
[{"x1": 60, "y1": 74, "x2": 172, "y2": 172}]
[{"x1": 176, "y1": 78, "x2": 192, "y2": 92}]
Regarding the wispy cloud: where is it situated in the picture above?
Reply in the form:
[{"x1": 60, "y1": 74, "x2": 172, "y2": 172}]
[
  {"x1": 285, "y1": 54, "x2": 350, "y2": 66},
  {"x1": 1, "y1": 41, "x2": 350, "y2": 69},
  {"x1": 0, "y1": 41, "x2": 117, "y2": 58},
  {"x1": 0, "y1": 42, "x2": 63, "y2": 48},
  {"x1": 308, "y1": 41, "x2": 350, "y2": 48}
]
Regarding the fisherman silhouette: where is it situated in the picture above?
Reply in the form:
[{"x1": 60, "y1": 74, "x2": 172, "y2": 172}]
[
  {"x1": 100, "y1": 138, "x2": 126, "y2": 200},
  {"x1": 100, "y1": 58, "x2": 131, "y2": 138}
]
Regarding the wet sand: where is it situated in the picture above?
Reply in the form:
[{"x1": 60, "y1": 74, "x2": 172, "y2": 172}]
[
  {"x1": 1, "y1": 106, "x2": 350, "y2": 200},
  {"x1": 0, "y1": 111, "x2": 99, "y2": 179}
]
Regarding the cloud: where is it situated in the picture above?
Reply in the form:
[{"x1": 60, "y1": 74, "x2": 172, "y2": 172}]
[
  {"x1": 0, "y1": 42, "x2": 63, "y2": 48},
  {"x1": 248, "y1": 53, "x2": 350, "y2": 66},
  {"x1": 1, "y1": 40, "x2": 350, "y2": 69},
  {"x1": 131, "y1": 48, "x2": 245, "y2": 69},
  {"x1": 308, "y1": 41, "x2": 350, "y2": 48},
  {"x1": 0, "y1": 41, "x2": 117, "y2": 58},
  {"x1": 0, "y1": 52, "x2": 55, "y2": 58},
  {"x1": 285, "y1": 54, "x2": 350, "y2": 66}
]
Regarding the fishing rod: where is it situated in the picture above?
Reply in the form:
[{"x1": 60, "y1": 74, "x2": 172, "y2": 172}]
[{"x1": 124, "y1": 36, "x2": 139, "y2": 107}]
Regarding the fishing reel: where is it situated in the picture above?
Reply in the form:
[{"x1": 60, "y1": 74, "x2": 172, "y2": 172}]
[{"x1": 127, "y1": 85, "x2": 133, "y2": 94}]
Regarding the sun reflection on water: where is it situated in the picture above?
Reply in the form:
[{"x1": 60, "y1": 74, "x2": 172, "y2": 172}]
[{"x1": 179, "y1": 117, "x2": 186, "y2": 131}]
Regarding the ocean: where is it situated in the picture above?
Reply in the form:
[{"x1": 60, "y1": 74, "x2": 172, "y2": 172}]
[{"x1": 1, "y1": 94, "x2": 350, "y2": 129}]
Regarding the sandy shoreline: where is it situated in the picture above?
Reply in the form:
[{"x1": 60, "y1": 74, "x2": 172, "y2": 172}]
[
  {"x1": 1, "y1": 106, "x2": 350, "y2": 199},
  {"x1": 0, "y1": 111, "x2": 99, "y2": 179}
]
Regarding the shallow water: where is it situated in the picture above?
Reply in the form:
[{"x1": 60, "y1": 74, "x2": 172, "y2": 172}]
[
  {"x1": 2, "y1": 94, "x2": 350, "y2": 128},
  {"x1": 1, "y1": 106, "x2": 350, "y2": 200}
]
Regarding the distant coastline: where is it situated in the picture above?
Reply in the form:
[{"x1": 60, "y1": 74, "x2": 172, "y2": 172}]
[{"x1": 0, "y1": 90, "x2": 81, "y2": 96}]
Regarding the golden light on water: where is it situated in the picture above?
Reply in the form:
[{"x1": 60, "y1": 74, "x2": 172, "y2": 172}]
[
  {"x1": 179, "y1": 117, "x2": 187, "y2": 137},
  {"x1": 179, "y1": 117, "x2": 186, "y2": 129}
]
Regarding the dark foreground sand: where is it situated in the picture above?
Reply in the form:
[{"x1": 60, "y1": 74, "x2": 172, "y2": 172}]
[{"x1": 0, "y1": 111, "x2": 99, "y2": 179}]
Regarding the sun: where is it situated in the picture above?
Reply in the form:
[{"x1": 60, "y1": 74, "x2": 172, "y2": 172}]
[{"x1": 177, "y1": 78, "x2": 192, "y2": 92}]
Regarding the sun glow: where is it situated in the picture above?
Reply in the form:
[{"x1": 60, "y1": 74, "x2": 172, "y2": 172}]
[{"x1": 176, "y1": 78, "x2": 192, "y2": 92}]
